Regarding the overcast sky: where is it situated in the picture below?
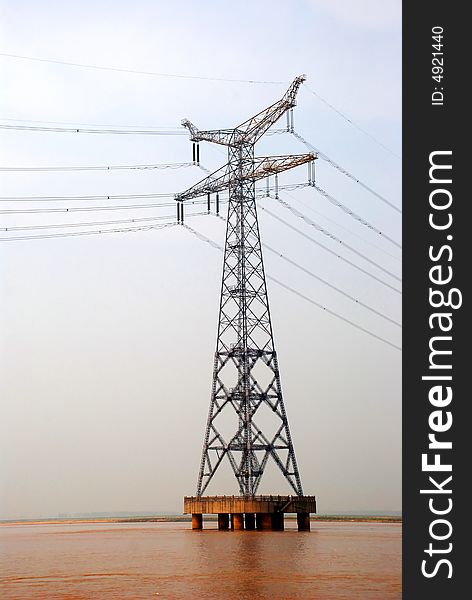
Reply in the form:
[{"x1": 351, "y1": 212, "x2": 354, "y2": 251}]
[{"x1": 0, "y1": 0, "x2": 401, "y2": 519}]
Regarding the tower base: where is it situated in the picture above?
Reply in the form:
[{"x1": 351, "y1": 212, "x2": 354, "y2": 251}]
[{"x1": 184, "y1": 495, "x2": 316, "y2": 532}]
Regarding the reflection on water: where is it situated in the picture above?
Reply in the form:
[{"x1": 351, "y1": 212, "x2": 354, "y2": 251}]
[
  {"x1": 192, "y1": 528, "x2": 314, "y2": 599},
  {"x1": 0, "y1": 520, "x2": 401, "y2": 599}
]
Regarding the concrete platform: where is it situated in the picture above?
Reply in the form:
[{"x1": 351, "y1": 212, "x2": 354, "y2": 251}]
[{"x1": 184, "y1": 495, "x2": 316, "y2": 531}]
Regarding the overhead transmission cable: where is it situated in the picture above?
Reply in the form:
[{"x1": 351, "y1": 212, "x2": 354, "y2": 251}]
[
  {"x1": 0, "y1": 52, "x2": 285, "y2": 84},
  {"x1": 291, "y1": 130, "x2": 402, "y2": 214},
  {"x1": 283, "y1": 189, "x2": 401, "y2": 263},
  {"x1": 312, "y1": 184, "x2": 402, "y2": 249},
  {"x1": 0, "y1": 123, "x2": 186, "y2": 135},
  {"x1": 183, "y1": 224, "x2": 401, "y2": 352},
  {"x1": 0, "y1": 117, "x2": 184, "y2": 129},
  {"x1": 258, "y1": 200, "x2": 401, "y2": 293},
  {"x1": 0, "y1": 192, "x2": 175, "y2": 202},
  {"x1": 302, "y1": 83, "x2": 401, "y2": 159},
  {"x1": 0, "y1": 202, "x2": 178, "y2": 215},
  {"x1": 261, "y1": 237, "x2": 401, "y2": 327},
  {"x1": 267, "y1": 194, "x2": 401, "y2": 284},
  {"x1": 0, "y1": 221, "x2": 177, "y2": 242},
  {"x1": 1, "y1": 212, "x2": 208, "y2": 232},
  {"x1": 0, "y1": 161, "x2": 196, "y2": 172}
]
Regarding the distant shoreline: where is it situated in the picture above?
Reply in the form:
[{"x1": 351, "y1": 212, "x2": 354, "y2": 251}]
[{"x1": 0, "y1": 515, "x2": 402, "y2": 526}]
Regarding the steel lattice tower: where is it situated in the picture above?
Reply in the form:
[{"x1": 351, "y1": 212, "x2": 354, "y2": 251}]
[{"x1": 177, "y1": 75, "x2": 316, "y2": 498}]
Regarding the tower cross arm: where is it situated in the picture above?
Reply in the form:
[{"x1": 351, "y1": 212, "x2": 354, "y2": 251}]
[
  {"x1": 252, "y1": 153, "x2": 316, "y2": 180},
  {"x1": 176, "y1": 162, "x2": 231, "y2": 201},
  {"x1": 237, "y1": 74, "x2": 306, "y2": 143},
  {"x1": 176, "y1": 152, "x2": 316, "y2": 202},
  {"x1": 181, "y1": 120, "x2": 240, "y2": 147},
  {"x1": 181, "y1": 74, "x2": 306, "y2": 148}
]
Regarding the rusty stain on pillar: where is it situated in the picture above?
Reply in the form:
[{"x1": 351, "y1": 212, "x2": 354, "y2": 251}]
[
  {"x1": 192, "y1": 513, "x2": 203, "y2": 530},
  {"x1": 245, "y1": 513, "x2": 255, "y2": 530},
  {"x1": 297, "y1": 512, "x2": 311, "y2": 531},
  {"x1": 218, "y1": 513, "x2": 229, "y2": 530},
  {"x1": 233, "y1": 513, "x2": 244, "y2": 530},
  {"x1": 271, "y1": 512, "x2": 284, "y2": 531}
]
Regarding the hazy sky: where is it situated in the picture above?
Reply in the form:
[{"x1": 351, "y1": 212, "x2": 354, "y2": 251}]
[{"x1": 0, "y1": 0, "x2": 401, "y2": 519}]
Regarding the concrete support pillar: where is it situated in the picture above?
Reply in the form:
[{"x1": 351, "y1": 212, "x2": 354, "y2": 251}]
[
  {"x1": 297, "y1": 512, "x2": 310, "y2": 531},
  {"x1": 245, "y1": 513, "x2": 255, "y2": 530},
  {"x1": 230, "y1": 513, "x2": 234, "y2": 530},
  {"x1": 233, "y1": 513, "x2": 244, "y2": 530},
  {"x1": 271, "y1": 512, "x2": 285, "y2": 531},
  {"x1": 256, "y1": 513, "x2": 273, "y2": 530},
  {"x1": 192, "y1": 513, "x2": 203, "y2": 530},
  {"x1": 218, "y1": 513, "x2": 229, "y2": 530}
]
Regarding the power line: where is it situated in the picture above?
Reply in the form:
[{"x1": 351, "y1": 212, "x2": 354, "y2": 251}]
[
  {"x1": 0, "y1": 202, "x2": 172, "y2": 215},
  {"x1": 259, "y1": 200, "x2": 401, "y2": 293},
  {"x1": 0, "y1": 52, "x2": 285, "y2": 84},
  {"x1": 0, "y1": 123, "x2": 186, "y2": 135},
  {"x1": 269, "y1": 275, "x2": 401, "y2": 352},
  {"x1": 0, "y1": 162, "x2": 196, "y2": 172},
  {"x1": 1, "y1": 212, "x2": 208, "y2": 235},
  {"x1": 0, "y1": 221, "x2": 177, "y2": 242},
  {"x1": 0, "y1": 192, "x2": 174, "y2": 202},
  {"x1": 0, "y1": 117, "x2": 183, "y2": 129},
  {"x1": 1, "y1": 212, "x2": 205, "y2": 232},
  {"x1": 261, "y1": 237, "x2": 401, "y2": 327},
  {"x1": 183, "y1": 224, "x2": 401, "y2": 352},
  {"x1": 302, "y1": 83, "x2": 401, "y2": 159},
  {"x1": 312, "y1": 184, "x2": 402, "y2": 249},
  {"x1": 284, "y1": 189, "x2": 401, "y2": 263},
  {"x1": 269, "y1": 194, "x2": 401, "y2": 284},
  {"x1": 292, "y1": 130, "x2": 402, "y2": 214}
]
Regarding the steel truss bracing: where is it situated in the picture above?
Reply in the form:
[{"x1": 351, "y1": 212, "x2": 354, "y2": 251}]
[{"x1": 178, "y1": 75, "x2": 315, "y2": 497}]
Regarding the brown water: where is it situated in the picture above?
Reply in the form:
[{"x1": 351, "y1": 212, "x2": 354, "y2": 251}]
[{"x1": 0, "y1": 520, "x2": 401, "y2": 599}]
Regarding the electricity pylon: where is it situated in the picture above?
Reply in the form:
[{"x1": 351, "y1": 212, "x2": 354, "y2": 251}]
[{"x1": 177, "y1": 75, "x2": 316, "y2": 497}]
